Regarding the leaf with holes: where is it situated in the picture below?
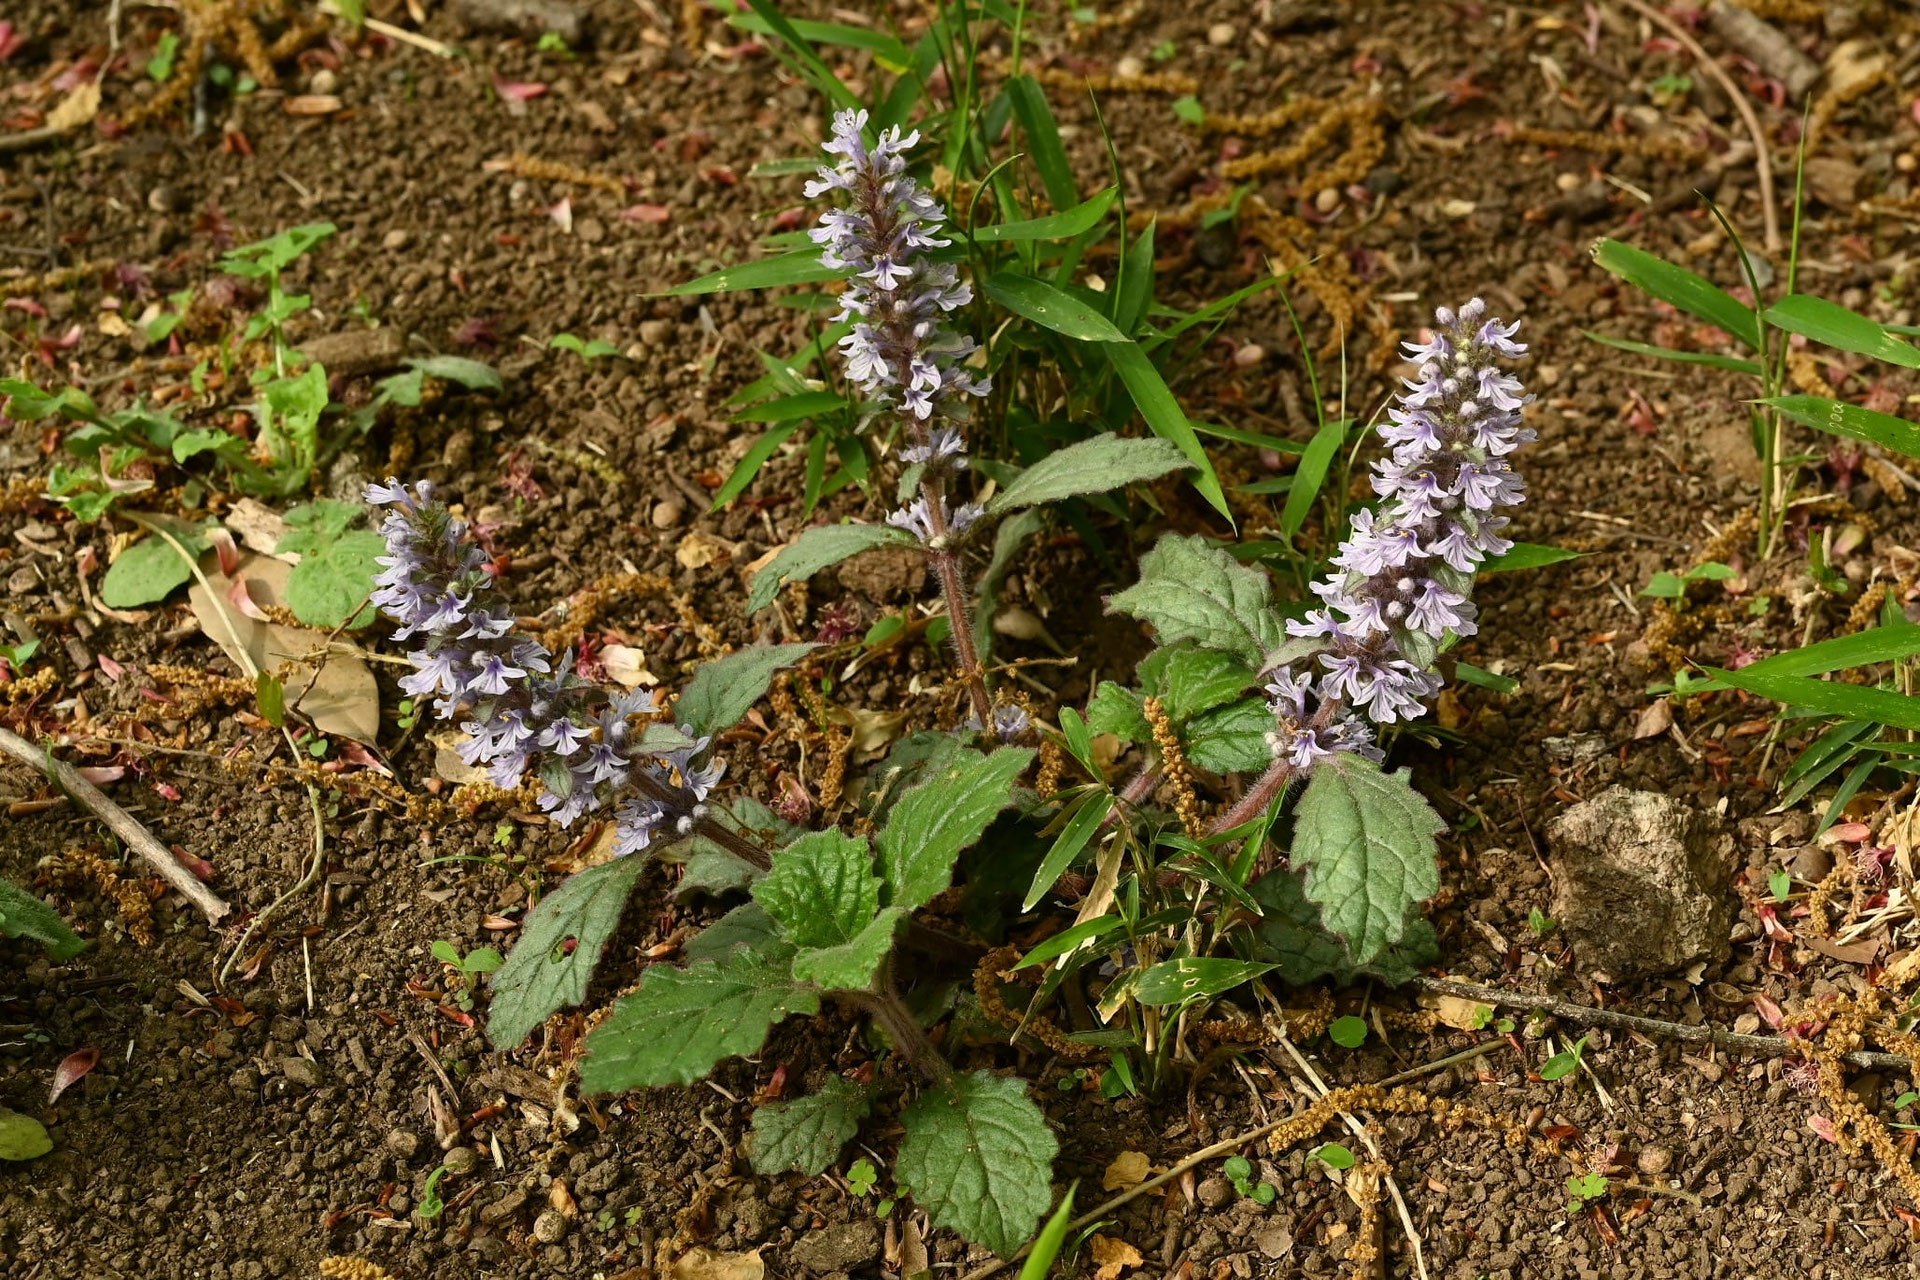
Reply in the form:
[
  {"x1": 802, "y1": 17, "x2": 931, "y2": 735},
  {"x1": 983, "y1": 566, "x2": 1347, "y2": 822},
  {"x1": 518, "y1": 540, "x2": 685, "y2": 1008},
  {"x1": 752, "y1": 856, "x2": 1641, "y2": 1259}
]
[
  {"x1": 897, "y1": 1071, "x2": 1059, "y2": 1257},
  {"x1": 487, "y1": 855, "x2": 649, "y2": 1048},
  {"x1": 750, "y1": 1075, "x2": 874, "y2": 1176},
  {"x1": 1290, "y1": 754, "x2": 1444, "y2": 964}
]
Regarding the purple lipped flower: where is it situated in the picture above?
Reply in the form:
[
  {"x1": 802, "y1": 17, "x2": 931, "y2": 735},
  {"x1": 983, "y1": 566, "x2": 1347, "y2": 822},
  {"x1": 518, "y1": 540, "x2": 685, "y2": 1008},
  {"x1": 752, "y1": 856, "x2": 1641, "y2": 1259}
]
[{"x1": 366, "y1": 479, "x2": 720, "y2": 855}]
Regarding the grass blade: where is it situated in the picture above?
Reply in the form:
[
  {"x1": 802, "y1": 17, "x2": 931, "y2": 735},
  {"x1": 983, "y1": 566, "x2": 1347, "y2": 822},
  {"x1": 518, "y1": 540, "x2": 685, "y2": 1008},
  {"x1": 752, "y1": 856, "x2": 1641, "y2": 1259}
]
[
  {"x1": 985, "y1": 273, "x2": 1128, "y2": 341},
  {"x1": 1765, "y1": 294, "x2": 1920, "y2": 369},
  {"x1": 1279, "y1": 416, "x2": 1346, "y2": 540},
  {"x1": 1103, "y1": 340, "x2": 1232, "y2": 519},
  {"x1": 1582, "y1": 330, "x2": 1763, "y2": 376},
  {"x1": 1703, "y1": 666, "x2": 1920, "y2": 731},
  {"x1": 1762, "y1": 394, "x2": 1920, "y2": 461},
  {"x1": 1589, "y1": 239, "x2": 1762, "y2": 350}
]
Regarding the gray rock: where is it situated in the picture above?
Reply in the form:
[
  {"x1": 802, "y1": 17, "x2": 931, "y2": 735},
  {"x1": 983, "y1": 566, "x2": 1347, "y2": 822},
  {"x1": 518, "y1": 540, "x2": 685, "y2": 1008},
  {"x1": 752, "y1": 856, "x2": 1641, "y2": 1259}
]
[
  {"x1": 1197, "y1": 1175, "x2": 1236, "y2": 1209},
  {"x1": 790, "y1": 1220, "x2": 881, "y2": 1273},
  {"x1": 279, "y1": 1056, "x2": 324, "y2": 1089},
  {"x1": 532, "y1": 1209, "x2": 568, "y2": 1243},
  {"x1": 1548, "y1": 787, "x2": 1733, "y2": 979}
]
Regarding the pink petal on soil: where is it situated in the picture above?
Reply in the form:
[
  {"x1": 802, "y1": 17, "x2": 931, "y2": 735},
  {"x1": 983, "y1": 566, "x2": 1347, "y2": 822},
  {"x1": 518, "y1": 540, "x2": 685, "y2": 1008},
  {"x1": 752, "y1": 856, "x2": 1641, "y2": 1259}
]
[
  {"x1": 152, "y1": 781, "x2": 182, "y2": 802},
  {"x1": 494, "y1": 79, "x2": 548, "y2": 101},
  {"x1": 4, "y1": 298, "x2": 47, "y2": 317},
  {"x1": 0, "y1": 22, "x2": 25, "y2": 63},
  {"x1": 76, "y1": 766, "x2": 125, "y2": 785},
  {"x1": 96, "y1": 654, "x2": 126, "y2": 681},
  {"x1": 171, "y1": 845, "x2": 216, "y2": 882},
  {"x1": 49, "y1": 1047, "x2": 99, "y2": 1105},
  {"x1": 1826, "y1": 821, "x2": 1873, "y2": 844},
  {"x1": 549, "y1": 198, "x2": 573, "y2": 233},
  {"x1": 621, "y1": 203, "x2": 671, "y2": 225},
  {"x1": 1808, "y1": 1114, "x2": 1840, "y2": 1144}
]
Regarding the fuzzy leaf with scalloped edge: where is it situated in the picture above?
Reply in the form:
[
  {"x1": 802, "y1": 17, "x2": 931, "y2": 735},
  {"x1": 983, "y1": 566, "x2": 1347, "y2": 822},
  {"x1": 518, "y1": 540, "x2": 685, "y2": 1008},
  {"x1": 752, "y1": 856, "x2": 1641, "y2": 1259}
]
[
  {"x1": 1289, "y1": 754, "x2": 1444, "y2": 965},
  {"x1": 897, "y1": 1070, "x2": 1059, "y2": 1257},
  {"x1": 749, "y1": 1075, "x2": 874, "y2": 1176}
]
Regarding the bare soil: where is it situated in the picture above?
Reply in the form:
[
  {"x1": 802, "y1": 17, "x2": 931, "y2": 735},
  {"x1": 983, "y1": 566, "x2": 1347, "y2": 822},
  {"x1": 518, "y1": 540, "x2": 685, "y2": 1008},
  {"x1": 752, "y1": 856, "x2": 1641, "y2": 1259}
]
[{"x1": 5, "y1": 1, "x2": 1920, "y2": 1278}]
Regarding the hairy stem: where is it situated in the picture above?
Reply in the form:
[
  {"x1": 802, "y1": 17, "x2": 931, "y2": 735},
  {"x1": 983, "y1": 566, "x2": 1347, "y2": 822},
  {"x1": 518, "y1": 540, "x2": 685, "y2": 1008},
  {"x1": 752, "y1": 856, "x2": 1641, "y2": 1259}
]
[
  {"x1": 843, "y1": 986, "x2": 952, "y2": 1084},
  {"x1": 1208, "y1": 756, "x2": 1296, "y2": 836},
  {"x1": 917, "y1": 474, "x2": 993, "y2": 727}
]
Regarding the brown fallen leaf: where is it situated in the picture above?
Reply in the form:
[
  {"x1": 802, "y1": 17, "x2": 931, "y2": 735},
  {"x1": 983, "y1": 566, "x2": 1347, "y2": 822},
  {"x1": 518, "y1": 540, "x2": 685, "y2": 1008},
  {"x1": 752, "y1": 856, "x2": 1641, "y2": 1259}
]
[
  {"x1": 1423, "y1": 993, "x2": 1493, "y2": 1032},
  {"x1": 1633, "y1": 698, "x2": 1673, "y2": 740},
  {"x1": 831, "y1": 706, "x2": 906, "y2": 756},
  {"x1": 676, "y1": 530, "x2": 734, "y2": 569},
  {"x1": 1102, "y1": 1150, "x2": 1152, "y2": 1191},
  {"x1": 222, "y1": 499, "x2": 296, "y2": 560},
  {"x1": 668, "y1": 1248, "x2": 765, "y2": 1280},
  {"x1": 187, "y1": 553, "x2": 380, "y2": 743},
  {"x1": 1090, "y1": 1234, "x2": 1143, "y2": 1280}
]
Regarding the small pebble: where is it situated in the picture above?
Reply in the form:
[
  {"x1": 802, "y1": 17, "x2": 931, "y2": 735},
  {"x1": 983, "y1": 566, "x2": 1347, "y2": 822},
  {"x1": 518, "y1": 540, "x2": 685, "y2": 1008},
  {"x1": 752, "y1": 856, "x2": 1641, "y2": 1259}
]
[
  {"x1": 385, "y1": 1129, "x2": 421, "y2": 1159},
  {"x1": 1898, "y1": 153, "x2": 1917, "y2": 174},
  {"x1": 532, "y1": 1210, "x2": 568, "y2": 1244},
  {"x1": 1313, "y1": 187, "x2": 1341, "y2": 214},
  {"x1": 1636, "y1": 1145, "x2": 1674, "y2": 1176},
  {"x1": 639, "y1": 319, "x2": 671, "y2": 346},
  {"x1": 442, "y1": 1146, "x2": 482, "y2": 1176},
  {"x1": 147, "y1": 185, "x2": 185, "y2": 214},
  {"x1": 651, "y1": 499, "x2": 685, "y2": 530},
  {"x1": 1232, "y1": 343, "x2": 1265, "y2": 368},
  {"x1": 1555, "y1": 172, "x2": 1583, "y2": 192},
  {"x1": 1116, "y1": 55, "x2": 1145, "y2": 78},
  {"x1": 1207, "y1": 22, "x2": 1235, "y2": 46},
  {"x1": 309, "y1": 68, "x2": 338, "y2": 95},
  {"x1": 383, "y1": 229, "x2": 411, "y2": 251}
]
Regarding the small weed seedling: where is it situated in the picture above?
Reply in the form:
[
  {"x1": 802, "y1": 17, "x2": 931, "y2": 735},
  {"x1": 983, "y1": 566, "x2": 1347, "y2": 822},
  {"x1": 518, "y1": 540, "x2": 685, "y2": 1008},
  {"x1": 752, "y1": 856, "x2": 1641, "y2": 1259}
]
[
  {"x1": 550, "y1": 333, "x2": 622, "y2": 362},
  {"x1": 1223, "y1": 1154, "x2": 1278, "y2": 1205},
  {"x1": 1565, "y1": 1172, "x2": 1609, "y2": 1215},
  {"x1": 431, "y1": 940, "x2": 503, "y2": 1012},
  {"x1": 1539, "y1": 1035, "x2": 1589, "y2": 1082}
]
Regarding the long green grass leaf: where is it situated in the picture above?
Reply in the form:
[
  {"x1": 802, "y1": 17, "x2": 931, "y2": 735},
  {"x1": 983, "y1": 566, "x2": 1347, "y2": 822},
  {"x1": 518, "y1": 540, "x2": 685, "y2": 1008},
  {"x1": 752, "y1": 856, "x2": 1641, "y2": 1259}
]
[
  {"x1": 1589, "y1": 239, "x2": 1762, "y2": 350},
  {"x1": 665, "y1": 248, "x2": 843, "y2": 297},
  {"x1": 972, "y1": 187, "x2": 1116, "y2": 243},
  {"x1": 985, "y1": 273, "x2": 1128, "y2": 341},
  {"x1": 1765, "y1": 294, "x2": 1920, "y2": 369},
  {"x1": 1703, "y1": 666, "x2": 1920, "y2": 731},
  {"x1": 1279, "y1": 416, "x2": 1346, "y2": 540},
  {"x1": 1583, "y1": 330, "x2": 1763, "y2": 376},
  {"x1": 1103, "y1": 341, "x2": 1231, "y2": 519},
  {"x1": 1762, "y1": 394, "x2": 1920, "y2": 461}
]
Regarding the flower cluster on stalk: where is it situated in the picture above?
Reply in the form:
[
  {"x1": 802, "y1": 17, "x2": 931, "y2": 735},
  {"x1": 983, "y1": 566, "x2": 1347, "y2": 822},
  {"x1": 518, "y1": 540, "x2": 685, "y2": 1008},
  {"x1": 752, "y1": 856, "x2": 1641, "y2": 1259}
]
[
  {"x1": 809, "y1": 108, "x2": 988, "y2": 548},
  {"x1": 1265, "y1": 298, "x2": 1533, "y2": 770},
  {"x1": 368, "y1": 480, "x2": 720, "y2": 856}
]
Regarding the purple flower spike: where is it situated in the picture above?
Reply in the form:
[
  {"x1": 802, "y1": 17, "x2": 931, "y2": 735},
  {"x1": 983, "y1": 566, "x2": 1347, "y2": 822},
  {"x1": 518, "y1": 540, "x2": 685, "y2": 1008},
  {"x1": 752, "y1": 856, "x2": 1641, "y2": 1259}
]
[
  {"x1": 1262, "y1": 300, "x2": 1532, "y2": 771},
  {"x1": 366, "y1": 480, "x2": 722, "y2": 855}
]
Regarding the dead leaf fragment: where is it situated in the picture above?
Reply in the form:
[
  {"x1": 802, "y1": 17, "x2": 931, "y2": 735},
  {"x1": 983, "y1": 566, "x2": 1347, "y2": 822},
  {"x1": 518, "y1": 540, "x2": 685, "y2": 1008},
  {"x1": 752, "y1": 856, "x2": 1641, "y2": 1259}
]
[
  {"x1": 1102, "y1": 1150, "x2": 1152, "y2": 1191},
  {"x1": 1633, "y1": 698, "x2": 1673, "y2": 740},
  {"x1": 284, "y1": 94, "x2": 342, "y2": 116},
  {"x1": 187, "y1": 553, "x2": 380, "y2": 743},
  {"x1": 831, "y1": 706, "x2": 906, "y2": 755},
  {"x1": 668, "y1": 1248, "x2": 765, "y2": 1280},
  {"x1": 1090, "y1": 1235, "x2": 1143, "y2": 1280},
  {"x1": 599, "y1": 644, "x2": 657, "y2": 688},
  {"x1": 676, "y1": 530, "x2": 734, "y2": 569},
  {"x1": 1423, "y1": 993, "x2": 1493, "y2": 1032},
  {"x1": 46, "y1": 81, "x2": 100, "y2": 132}
]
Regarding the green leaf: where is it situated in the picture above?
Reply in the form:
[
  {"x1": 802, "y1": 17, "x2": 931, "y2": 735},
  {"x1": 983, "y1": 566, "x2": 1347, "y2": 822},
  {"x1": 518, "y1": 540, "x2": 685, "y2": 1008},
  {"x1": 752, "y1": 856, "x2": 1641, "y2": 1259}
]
[
  {"x1": 1711, "y1": 624, "x2": 1920, "y2": 681},
  {"x1": 1290, "y1": 754, "x2": 1444, "y2": 964},
  {"x1": 1454, "y1": 661, "x2": 1519, "y2": 695},
  {"x1": 551, "y1": 334, "x2": 623, "y2": 362},
  {"x1": 684, "y1": 901, "x2": 788, "y2": 965},
  {"x1": 0, "y1": 878, "x2": 86, "y2": 961},
  {"x1": 897, "y1": 1071, "x2": 1059, "y2": 1257},
  {"x1": 1701, "y1": 665, "x2": 1920, "y2": 731},
  {"x1": 1006, "y1": 75, "x2": 1078, "y2": 213},
  {"x1": 1328, "y1": 1015, "x2": 1368, "y2": 1048},
  {"x1": 753, "y1": 832, "x2": 881, "y2": 951},
  {"x1": 219, "y1": 222, "x2": 336, "y2": 278},
  {"x1": 1086, "y1": 682, "x2": 1150, "y2": 743},
  {"x1": 1311, "y1": 1142, "x2": 1354, "y2": 1170},
  {"x1": 1589, "y1": 239, "x2": 1761, "y2": 350},
  {"x1": 1134, "y1": 957, "x2": 1275, "y2": 1006},
  {"x1": 1248, "y1": 868, "x2": 1354, "y2": 986},
  {"x1": 1171, "y1": 94, "x2": 1205, "y2": 125},
  {"x1": 1022, "y1": 790, "x2": 1114, "y2": 912},
  {"x1": 988, "y1": 436, "x2": 1189, "y2": 514},
  {"x1": 1017, "y1": 1182, "x2": 1077, "y2": 1280},
  {"x1": 280, "y1": 515, "x2": 383, "y2": 630},
  {"x1": 1765, "y1": 294, "x2": 1920, "y2": 369},
  {"x1": 749, "y1": 1076, "x2": 874, "y2": 1176},
  {"x1": 1183, "y1": 699, "x2": 1273, "y2": 774},
  {"x1": 748, "y1": 524, "x2": 917, "y2": 613},
  {"x1": 100, "y1": 518, "x2": 210, "y2": 608},
  {"x1": 790, "y1": 906, "x2": 906, "y2": 990},
  {"x1": 0, "y1": 1110, "x2": 52, "y2": 1162},
  {"x1": 879, "y1": 746, "x2": 1035, "y2": 913},
  {"x1": 676, "y1": 641, "x2": 819, "y2": 737},
  {"x1": 1581, "y1": 330, "x2": 1763, "y2": 376},
  {"x1": 1115, "y1": 220, "x2": 1156, "y2": 334},
  {"x1": 1103, "y1": 341, "x2": 1232, "y2": 519},
  {"x1": 1143, "y1": 646, "x2": 1256, "y2": 721},
  {"x1": 971, "y1": 187, "x2": 1117, "y2": 243},
  {"x1": 665, "y1": 247, "x2": 847, "y2": 297},
  {"x1": 1762, "y1": 394, "x2": 1920, "y2": 461},
  {"x1": 1280, "y1": 416, "x2": 1349, "y2": 539},
  {"x1": 407, "y1": 355, "x2": 502, "y2": 392},
  {"x1": 1480, "y1": 542, "x2": 1586, "y2": 574},
  {"x1": 730, "y1": 390, "x2": 848, "y2": 424},
  {"x1": 724, "y1": 11, "x2": 910, "y2": 61},
  {"x1": 487, "y1": 856, "x2": 649, "y2": 1048},
  {"x1": 578, "y1": 949, "x2": 820, "y2": 1092},
  {"x1": 1106, "y1": 533, "x2": 1284, "y2": 668},
  {"x1": 1539, "y1": 1035, "x2": 1587, "y2": 1081},
  {"x1": 711, "y1": 422, "x2": 802, "y2": 510},
  {"x1": 985, "y1": 273, "x2": 1128, "y2": 342}
]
